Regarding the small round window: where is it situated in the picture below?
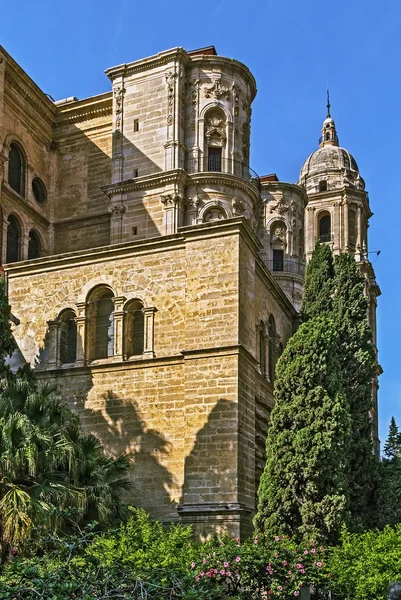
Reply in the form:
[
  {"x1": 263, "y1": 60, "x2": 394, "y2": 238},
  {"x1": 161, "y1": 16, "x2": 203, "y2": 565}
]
[{"x1": 32, "y1": 177, "x2": 47, "y2": 205}]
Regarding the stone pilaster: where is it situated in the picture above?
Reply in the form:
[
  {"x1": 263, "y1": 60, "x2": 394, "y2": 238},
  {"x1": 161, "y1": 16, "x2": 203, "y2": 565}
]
[
  {"x1": 74, "y1": 301, "x2": 87, "y2": 367},
  {"x1": 143, "y1": 306, "x2": 157, "y2": 358},
  {"x1": 46, "y1": 319, "x2": 59, "y2": 369},
  {"x1": 112, "y1": 295, "x2": 126, "y2": 360}
]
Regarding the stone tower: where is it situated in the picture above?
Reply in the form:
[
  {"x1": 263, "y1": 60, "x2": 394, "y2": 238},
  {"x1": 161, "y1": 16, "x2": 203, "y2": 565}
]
[{"x1": 299, "y1": 100, "x2": 381, "y2": 455}]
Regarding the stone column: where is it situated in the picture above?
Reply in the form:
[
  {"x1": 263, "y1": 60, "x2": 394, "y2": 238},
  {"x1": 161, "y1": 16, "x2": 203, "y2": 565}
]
[
  {"x1": 75, "y1": 301, "x2": 87, "y2": 367},
  {"x1": 21, "y1": 232, "x2": 29, "y2": 261},
  {"x1": 161, "y1": 192, "x2": 185, "y2": 235},
  {"x1": 46, "y1": 319, "x2": 60, "y2": 369},
  {"x1": 112, "y1": 81, "x2": 125, "y2": 184},
  {"x1": 108, "y1": 202, "x2": 125, "y2": 244},
  {"x1": 344, "y1": 200, "x2": 349, "y2": 251},
  {"x1": 112, "y1": 295, "x2": 126, "y2": 360},
  {"x1": 1, "y1": 213, "x2": 7, "y2": 265},
  {"x1": 355, "y1": 205, "x2": 362, "y2": 260},
  {"x1": 143, "y1": 306, "x2": 157, "y2": 358}
]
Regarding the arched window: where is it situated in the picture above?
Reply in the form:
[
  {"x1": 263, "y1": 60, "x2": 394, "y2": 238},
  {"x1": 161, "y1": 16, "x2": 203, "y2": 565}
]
[
  {"x1": 259, "y1": 321, "x2": 266, "y2": 375},
  {"x1": 125, "y1": 299, "x2": 145, "y2": 357},
  {"x1": 204, "y1": 109, "x2": 226, "y2": 172},
  {"x1": 28, "y1": 230, "x2": 41, "y2": 259},
  {"x1": 8, "y1": 143, "x2": 25, "y2": 197},
  {"x1": 59, "y1": 310, "x2": 77, "y2": 364},
  {"x1": 268, "y1": 315, "x2": 276, "y2": 383},
  {"x1": 87, "y1": 287, "x2": 114, "y2": 360},
  {"x1": 6, "y1": 215, "x2": 20, "y2": 263},
  {"x1": 319, "y1": 213, "x2": 331, "y2": 242},
  {"x1": 203, "y1": 206, "x2": 226, "y2": 222}
]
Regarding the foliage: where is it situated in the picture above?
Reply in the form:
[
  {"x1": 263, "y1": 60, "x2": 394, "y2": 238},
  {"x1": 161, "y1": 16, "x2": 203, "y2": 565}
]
[
  {"x1": 254, "y1": 316, "x2": 351, "y2": 544},
  {"x1": 0, "y1": 278, "x2": 16, "y2": 359},
  {"x1": 332, "y1": 253, "x2": 378, "y2": 530},
  {"x1": 0, "y1": 282, "x2": 132, "y2": 558},
  {"x1": 384, "y1": 417, "x2": 401, "y2": 461},
  {"x1": 0, "y1": 508, "x2": 330, "y2": 600},
  {"x1": 300, "y1": 243, "x2": 334, "y2": 322},
  {"x1": 327, "y1": 525, "x2": 401, "y2": 600},
  {"x1": 190, "y1": 532, "x2": 328, "y2": 599}
]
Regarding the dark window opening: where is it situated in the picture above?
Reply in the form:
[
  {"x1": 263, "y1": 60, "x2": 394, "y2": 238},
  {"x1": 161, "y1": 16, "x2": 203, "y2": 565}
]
[
  {"x1": 207, "y1": 147, "x2": 222, "y2": 172},
  {"x1": 134, "y1": 119, "x2": 139, "y2": 132},
  {"x1": 94, "y1": 292, "x2": 114, "y2": 359},
  {"x1": 32, "y1": 177, "x2": 47, "y2": 205},
  {"x1": 8, "y1": 143, "x2": 25, "y2": 196},
  {"x1": 319, "y1": 180, "x2": 327, "y2": 192},
  {"x1": 134, "y1": 169, "x2": 138, "y2": 178},
  {"x1": 28, "y1": 230, "x2": 41, "y2": 260},
  {"x1": 319, "y1": 214, "x2": 331, "y2": 242},
  {"x1": 132, "y1": 227, "x2": 138, "y2": 235},
  {"x1": 272, "y1": 249, "x2": 284, "y2": 272},
  {"x1": 6, "y1": 215, "x2": 20, "y2": 263},
  {"x1": 60, "y1": 311, "x2": 77, "y2": 364},
  {"x1": 125, "y1": 300, "x2": 144, "y2": 357}
]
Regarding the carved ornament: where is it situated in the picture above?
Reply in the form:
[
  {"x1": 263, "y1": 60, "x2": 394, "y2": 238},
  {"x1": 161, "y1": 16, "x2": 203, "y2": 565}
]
[
  {"x1": 108, "y1": 203, "x2": 125, "y2": 216},
  {"x1": 205, "y1": 114, "x2": 226, "y2": 145},
  {"x1": 160, "y1": 192, "x2": 183, "y2": 208},
  {"x1": 165, "y1": 71, "x2": 177, "y2": 125},
  {"x1": 269, "y1": 198, "x2": 288, "y2": 215},
  {"x1": 114, "y1": 85, "x2": 125, "y2": 132},
  {"x1": 203, "y1": 78, "x2": 230, "y2": 100}
]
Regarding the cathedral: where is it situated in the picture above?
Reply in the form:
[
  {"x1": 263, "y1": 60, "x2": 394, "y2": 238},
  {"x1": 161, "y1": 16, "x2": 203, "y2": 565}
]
[{"x1": 0, "y1": 45, "x2": 380, "y2": 538}]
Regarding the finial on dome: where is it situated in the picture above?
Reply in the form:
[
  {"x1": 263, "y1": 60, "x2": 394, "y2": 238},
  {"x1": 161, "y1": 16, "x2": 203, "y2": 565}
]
[
  {"x1": 326, "y1": 88, "x2": 331, "y2": 118},
  {"x1": 319, "y1": 90, "x2": 339, "y2": 148}
]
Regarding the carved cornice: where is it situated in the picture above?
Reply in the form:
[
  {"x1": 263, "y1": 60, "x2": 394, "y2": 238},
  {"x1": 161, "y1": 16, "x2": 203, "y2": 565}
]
[
  {"x1": 101, "y1": 169, "x2": 189, "y2": 197},
  {"x1": 188, "y1": 55, "x2": 257, "y2": 101},
  {"x1": 55, "y1": 93, "x2": 112, "y2": 127},
  {"x1": 105, "y1": 47, "x2": 189, "y2": 81},
  {"x1": 187, "y1": 172, "x2": 260, "y2": 205},
  {"x1": 3, "y1": 56, "x2": 56, "y2": 124}
]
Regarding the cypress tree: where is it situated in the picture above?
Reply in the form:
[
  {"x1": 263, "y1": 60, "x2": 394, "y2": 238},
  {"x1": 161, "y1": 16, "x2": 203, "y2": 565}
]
[
  {"x1": 254, "y1": 316, "x2": 351, "y2": 544},
  {"x1": 301, "y1": 242, "x2": 335, "y2": 321},
  {"x1": 332, "y1": 253, "x2": 377, "y2": 529},
  {"x1": 384, "y1": 417, "x2": 401, "y2": 461}
]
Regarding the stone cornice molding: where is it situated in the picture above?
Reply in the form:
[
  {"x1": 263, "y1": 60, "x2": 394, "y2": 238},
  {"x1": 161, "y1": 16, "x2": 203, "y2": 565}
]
[
  {"x1": 187, "y1": 171, "x2": 260, "y2": 206},
  {"x1": 101, "y1": 169, "x2": 189, "y2": 197},
  {"x1": 3, "y1": 57, "x2": 56, "y2": 124},
  {"x1": 105, "y1": 47, "x2": 190, "y2": 81},
  {"x1": 55, "y1": 93, "x2": 112, "y2": 127}
]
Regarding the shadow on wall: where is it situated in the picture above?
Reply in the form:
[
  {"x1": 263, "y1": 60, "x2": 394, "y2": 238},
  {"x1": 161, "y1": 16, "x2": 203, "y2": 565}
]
[
  {"x1": 78, "y1": 388, "x2": 177, "y2": 521},
  {"x1": 180, "y1": 399, "x2": 238, "y2": 508},
  {"x1": 53, "y1": 123, "x2": 164, "y2": 254}
]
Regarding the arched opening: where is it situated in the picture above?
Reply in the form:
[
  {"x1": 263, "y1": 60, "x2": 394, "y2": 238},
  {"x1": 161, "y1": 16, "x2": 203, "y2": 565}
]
[
  {"x1": 319, "y1": 213, "x2": 331, "y2": 242},
  {"x1": 6, "y1": 215, "x2": 21, "y2": 263},
  {"x1": 59, "y1": 310, "x2": 77, "y2": 364},
  {"x1": 204, "y1": 109, "x2": 226, "y2": 172},
  {"x1": 87, "y1": 287, "x2": 115, "y2": 360},
  {"x1": 32, "y1": 177, "x2": 47, "y2": 205},
  {"x1": 270, "y1": 221, "x2": 286, "y2": 272},
  {"x1": 125, "y1": 299, "x2": 144, "y2": 357},
  {"x1": 8, "y1": 143, "x2": 25, "y2": 197},
  {"x1": 259, "y1": 321, "x2": 266, "y2": 375},
  {"x1": 203, "y1": 206, "x2": 226, "y2": 222},
  {"x1": 268, "y1": 315, "x2": 276, "y2": 383},
  {"x1": 28, "y1": 230, "x2": 41, "y2": 259},
  {"x1": 319, "y1": 180, "x2": 327, "y2": 192}
]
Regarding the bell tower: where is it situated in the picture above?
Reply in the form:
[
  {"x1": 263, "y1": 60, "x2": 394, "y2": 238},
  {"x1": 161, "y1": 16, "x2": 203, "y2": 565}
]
[{"x1": 299, "y1": 100, "x2": 381, "y2": 455}]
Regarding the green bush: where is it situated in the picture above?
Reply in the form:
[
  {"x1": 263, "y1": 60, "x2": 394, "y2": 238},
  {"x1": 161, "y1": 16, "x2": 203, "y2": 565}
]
[{"x1": 327, "y1": 526, "x2": 401, "y2": 600}]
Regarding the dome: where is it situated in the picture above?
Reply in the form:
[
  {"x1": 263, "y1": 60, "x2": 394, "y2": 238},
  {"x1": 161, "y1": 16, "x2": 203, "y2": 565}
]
[
  {"x1": 299, "y1": 110, "x2": 365, "y2": 191},
  {"x1": 300, "y1": 144, "x2": 360, "y2": 180}
]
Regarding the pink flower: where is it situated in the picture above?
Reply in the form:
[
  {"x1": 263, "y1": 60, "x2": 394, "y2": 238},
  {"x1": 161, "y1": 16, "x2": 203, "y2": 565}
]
[
  {"x1": 316, "y1": 562, "x2": 322, "y2": 567},
  {"x1": 235, "y1": 537, "x2": 240, "y2": 542},
  {"x1": 191, "y1": 562, "x2": 196, "y2": 569},
  {"x1": 254, "y1": 539, "x2": 258, "y2": 544},
  {"x1": 311, "y1": 549, "x2": 316, "y2": 554},
  {"x1": 195, "y1": 576, "x2": 199, "y2": 581},
  {"x1": 294, "y1": 592, "x2": 299, "y2": 597},
  {"x1": 279, "y1": 586, "x2": 283, "y2": 591},
  {"x1": 227, "y1": 571, "x2": 232, "y2": 577},
  {"x1": 200, "y1": 571, "x2": 204, "y2": 576},
  {"x1": 288, "y1": 570, "x2": 292, "y2": 574},
  {"x1": 235, "y1": 556, "x2": 241, "y2": 562},
  {"x1": 275, "y1": 536, "x2": 280, "y2": 541},
  {"x1": 304, "y1": 550, "x2": 308, "y2": 555},
  {"x1": 283, "y1": 560, "x2": 287, "y2": 566},
  {"x1": 224, "y1": 562, "x2": 229, "y2": 567},
  {"x1": 220, "y1": 569, "x2": 225, "y2": 575},
  {"x1": 301, "y1": 569, "x2": 305, "y2": 574},
  {"x1": 213, "y1": 569, "x2": 218, "y2": 574},
  {"x1": 202, "y1": 558, "x2": 207, "y2": 564},
  {"x1": 274, "y1": 552, "x2": 278, "y2": 558},
  {"x1": 206, "y1": 572, "x2": 211, "y2": 577}
]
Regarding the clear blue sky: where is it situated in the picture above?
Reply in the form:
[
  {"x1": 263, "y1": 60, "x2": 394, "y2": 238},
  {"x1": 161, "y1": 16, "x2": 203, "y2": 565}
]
[{"x1": 1, "y1": 0, "x2": 400, "y2": 447}]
